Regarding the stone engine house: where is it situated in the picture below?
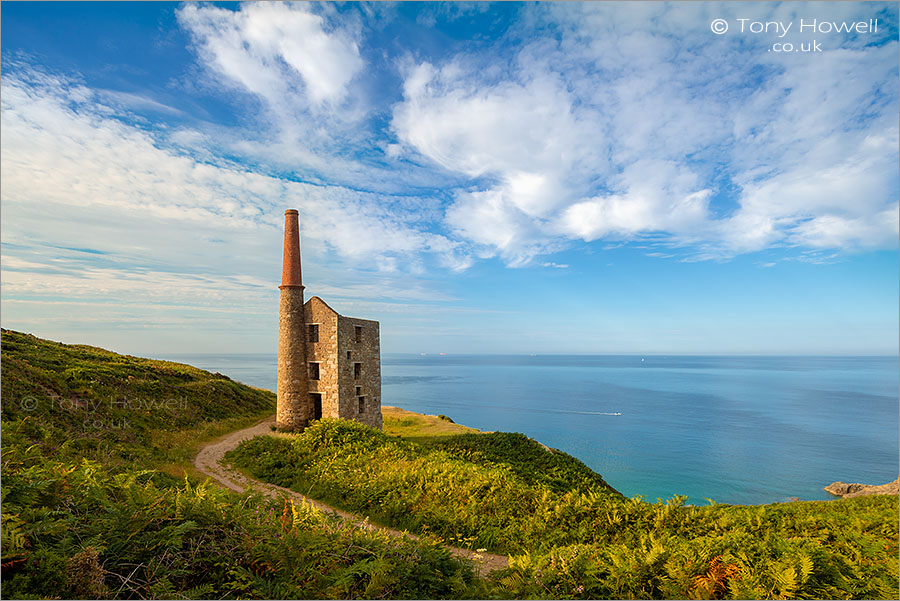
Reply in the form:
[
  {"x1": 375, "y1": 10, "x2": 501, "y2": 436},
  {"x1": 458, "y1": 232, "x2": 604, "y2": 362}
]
[{"x1": 276, "y1": 209, "x2": 382, "y2": 432}]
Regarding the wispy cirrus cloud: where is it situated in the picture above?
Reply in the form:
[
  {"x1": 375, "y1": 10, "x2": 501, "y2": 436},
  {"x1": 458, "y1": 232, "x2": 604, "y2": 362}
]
[
  {"x1": 0, "y1": 63, "x2": 470, "y2": 345},
  {"x1": 3, "y1": 2, "x2": 896, "y2": 283},
  {"x1": 0, "y1": 65, "x2": 460, "y2": 264}
]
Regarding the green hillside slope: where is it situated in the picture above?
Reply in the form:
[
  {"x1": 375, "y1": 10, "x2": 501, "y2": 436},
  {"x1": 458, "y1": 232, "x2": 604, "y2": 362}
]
[
  {"x1": 1, "y1": 330, "x2": 480, "y2": 599},
  {"x1": 1, "y1": 329, "x2": 274, "y2": 469},
  {"x1": 230, "y1": 420, "x2": 899, "y2": 599},
  {"x1": 2, "y1": 330, "x2": 896, "y2": 599}
]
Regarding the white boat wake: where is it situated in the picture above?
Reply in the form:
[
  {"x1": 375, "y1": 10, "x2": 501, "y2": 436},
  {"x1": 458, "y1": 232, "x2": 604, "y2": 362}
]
[{"x1": 554, "y1": 410, "x2": 622, "y2": 416}]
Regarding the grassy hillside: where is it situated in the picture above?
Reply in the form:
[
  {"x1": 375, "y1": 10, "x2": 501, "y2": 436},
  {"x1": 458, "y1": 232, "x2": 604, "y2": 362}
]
[
  {"x1": 431, "y1": 432, "x2": 618, "y2": 495},
  {"x1": 1, "y1": 328, "x2": 275, "y2": 471},
  {"x1": 230, "y1": 420, "x2": 899, "y2": 599},
  {"x1": 2, "y1": 330, "x2": 897, "y2": 599},
  {"x1": 1, "y1": 330, "x2": 481, "y2": 599},
  {"x1": 382, "y1": 406, "x2": 618, "y2": 494}
]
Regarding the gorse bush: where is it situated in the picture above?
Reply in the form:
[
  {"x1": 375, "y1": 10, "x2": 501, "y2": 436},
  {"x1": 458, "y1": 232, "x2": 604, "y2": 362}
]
[{"x1": 229, "y1": 419, "x2": 899, "y2": 599}]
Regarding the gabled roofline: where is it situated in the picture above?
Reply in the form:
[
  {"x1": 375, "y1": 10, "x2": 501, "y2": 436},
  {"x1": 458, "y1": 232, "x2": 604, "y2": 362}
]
[
  {"x1": 304, "y1": 295, "x2": 378, "y2": 324},
  {"x1": 305, "y1": 295, "x2": 339, "y2": 316}
]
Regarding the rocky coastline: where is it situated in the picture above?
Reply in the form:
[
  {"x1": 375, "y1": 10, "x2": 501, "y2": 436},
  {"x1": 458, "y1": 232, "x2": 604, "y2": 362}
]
[{"x1": 825, "y1": 479, "x2": 899, "y2": 499}]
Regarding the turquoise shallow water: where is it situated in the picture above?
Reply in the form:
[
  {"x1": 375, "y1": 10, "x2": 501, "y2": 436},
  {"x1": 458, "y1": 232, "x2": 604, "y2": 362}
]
[{"x1": 162, "y1": 353, "x2": 898, "y2": 506}]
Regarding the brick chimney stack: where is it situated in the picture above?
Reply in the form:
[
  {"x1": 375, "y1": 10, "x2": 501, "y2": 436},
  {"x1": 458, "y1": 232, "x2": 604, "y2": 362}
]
[
  {"x1": 276, "y1": 209, "x2": 308, "y2": 430},
  {"x1": 281, "y1": 209, "x2": 302, "y2": 288}
]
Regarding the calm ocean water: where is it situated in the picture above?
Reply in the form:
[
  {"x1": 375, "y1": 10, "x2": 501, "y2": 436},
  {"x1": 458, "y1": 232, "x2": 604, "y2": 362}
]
[{"x1": 161, "y1": 353, "x2": 898, "y2": 505}]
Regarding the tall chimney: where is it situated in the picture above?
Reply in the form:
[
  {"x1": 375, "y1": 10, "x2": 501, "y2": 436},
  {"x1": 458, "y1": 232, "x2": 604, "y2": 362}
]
[{"x1": 276, "y1": 209, "x2": 308, "y2": 431}]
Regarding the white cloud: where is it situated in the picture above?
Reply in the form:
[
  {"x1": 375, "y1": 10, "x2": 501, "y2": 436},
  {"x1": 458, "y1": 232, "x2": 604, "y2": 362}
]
[
  {"x1": 390, "y1": 3, "x2": 898, "y2": 265},
  {"x1": 0, "y1": 65, "x2": 470, "y2": 345},
  {"x1": 0, "y1": 68, "x2": 458, "y2": 266},
  {"x1": 789, "y1": 206, "x2": 900, "y2": 250},
  {"x1": 173, "y1": 4, "x2": 469, "y2": 198},
  {"x1": 3, "y1": 2, "x2": 897, "y2": 285},
  {"x1": 393, "y1": 62, "x2": 589, "y2": 219},
  {"x1": 444, "y1": 189, "x2": 562, "y2": 267},
  {"x1": 177, "y1": 2, "x2": 362, "y2": 109},
  {"x1": 96, "y1": 89, "x2": 186, "y2": 116},
  {"x1": 558, "y1": 160, "x2": 711, "y2": 242}
]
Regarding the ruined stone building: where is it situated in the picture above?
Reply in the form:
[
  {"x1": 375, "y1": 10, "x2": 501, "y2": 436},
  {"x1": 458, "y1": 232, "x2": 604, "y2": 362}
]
[{"x1": 276, "y1": 209, "x2": 382, "y2": 431}]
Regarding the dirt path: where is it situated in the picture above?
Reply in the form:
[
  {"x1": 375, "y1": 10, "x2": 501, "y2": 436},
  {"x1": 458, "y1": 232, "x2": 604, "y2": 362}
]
[{"x1": 193, "y1": 416, "x2": 509, "y2": 573}]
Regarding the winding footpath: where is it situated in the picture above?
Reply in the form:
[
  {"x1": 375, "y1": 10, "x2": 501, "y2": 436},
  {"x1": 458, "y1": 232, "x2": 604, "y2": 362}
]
[{"x1": 193, "y1": 416, "x2": 509, "y2": 574}]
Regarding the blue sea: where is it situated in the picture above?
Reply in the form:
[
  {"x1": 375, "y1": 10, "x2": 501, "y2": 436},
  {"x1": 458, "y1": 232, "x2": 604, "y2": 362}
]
[{"x1": 162, "y1": 353, "x2": 899, "y2": 506}]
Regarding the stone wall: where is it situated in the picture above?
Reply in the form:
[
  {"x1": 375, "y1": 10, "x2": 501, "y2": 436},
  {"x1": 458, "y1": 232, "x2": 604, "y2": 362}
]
[
  {"x1": 337, "y1": 314, "x2": 382, "y2": 429},
  {"x1": 277, "y1": 210, "x2": 380, "y2": 432},
  {"x1": 304, "y1": 297, "x2": 340, "y2": 420},
  {"x1": 303, "y1": 296, "x2": 382, "y2": 430}
]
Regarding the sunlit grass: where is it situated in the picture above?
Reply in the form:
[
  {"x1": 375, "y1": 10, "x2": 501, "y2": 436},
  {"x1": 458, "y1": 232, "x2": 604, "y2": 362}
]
[{"x1": 382, "y1": 405, "x2": 480, "y2": 443}]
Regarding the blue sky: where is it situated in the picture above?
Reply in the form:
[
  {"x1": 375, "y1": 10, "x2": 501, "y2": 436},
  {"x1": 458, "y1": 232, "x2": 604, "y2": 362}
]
[{"x1": 1, "y1": 1, "x2": 898, "y2": 355}]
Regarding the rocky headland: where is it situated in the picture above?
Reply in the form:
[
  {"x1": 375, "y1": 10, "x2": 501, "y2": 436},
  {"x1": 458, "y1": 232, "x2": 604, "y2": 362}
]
[{"x1": 825, "y1": 479, "x2": 899, "y2": 499}]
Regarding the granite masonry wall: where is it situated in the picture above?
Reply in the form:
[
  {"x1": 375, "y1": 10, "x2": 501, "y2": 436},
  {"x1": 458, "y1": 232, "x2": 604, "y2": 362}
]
[
  {"x1": 337, "y1": 312, "x2": 382, "y2": 429},
  {"x1": 277, "y1": 209, "x2": 381, "y2": 431},
  {"x1": 304, "y1": 296, "x2": 382, "y2": 430},
  {"x1": 304, "y1": 297, "x2": 340, "y2": 421}
]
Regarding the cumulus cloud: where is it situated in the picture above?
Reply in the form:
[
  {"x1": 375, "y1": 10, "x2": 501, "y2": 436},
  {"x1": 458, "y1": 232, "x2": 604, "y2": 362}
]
[
  {"x1": 3, "y1": 2, "x2": 897, "y2": 285},
  {"x1": 391, "y1": 2, "x2": 899, "y2": 265},
  {"x1": 558, "y1": 160, "x2": 712, "y2": 242},
  {"x1": 177, "y1": 2, "x2": 362, "y2": 109},
  {"x1": 174, "y1": 3, "x2": 468, "y2": 197},
  {"x1": 394, "y1": 61, "x2": 590, "y2": 218}
]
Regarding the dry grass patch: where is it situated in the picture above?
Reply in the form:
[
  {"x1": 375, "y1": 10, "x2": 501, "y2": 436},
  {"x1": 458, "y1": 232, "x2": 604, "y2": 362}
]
[{"x1": 382, "y1": 405, "x2": 480, "y2": 443}]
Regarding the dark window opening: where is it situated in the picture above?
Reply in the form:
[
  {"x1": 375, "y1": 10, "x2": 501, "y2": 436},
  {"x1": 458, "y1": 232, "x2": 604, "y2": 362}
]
[
  {"x1": 354, "y1": 325, "x2": 362, "y2": 343},
  {"x1": 346, "y1": 350, "x2": 352, "y2": 360},
  {"x1": 308, "y1": 324, "x2": 319, "y2": 343},
  {"x1": 358, "y1": 396, "x2": 366, "y2": 414},
  {"x1": 353, "y1": 362, "x2": 361, "y2": 380},
  {"x1": 310, "y1": 393, "x2": 322, "y2": 421},
  {"x1": 308, "y1": 362, "x2": 320, "y2": 380},
  {"x1": 355, "y1": 386, "x2": 361, "y2": 396}
]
